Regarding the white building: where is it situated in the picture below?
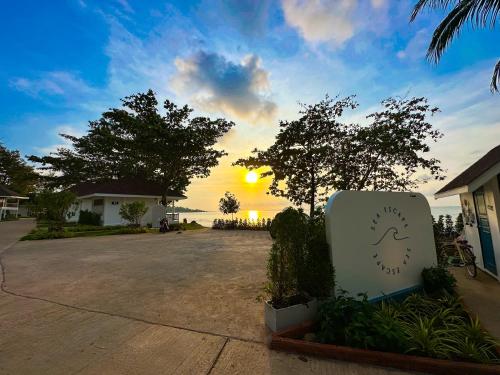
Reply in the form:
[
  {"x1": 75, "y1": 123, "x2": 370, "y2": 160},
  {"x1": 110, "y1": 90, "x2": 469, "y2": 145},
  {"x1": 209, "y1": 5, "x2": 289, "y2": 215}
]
[
  {"x1": 435, "y1": 145, "x2": 500, "y2": 281},
  {"x1": 68, "y1": 179, "x2": 186, "y2": 227},
  {"x1": 0, "y1": 185, "x2": 28, "y2": 220}
]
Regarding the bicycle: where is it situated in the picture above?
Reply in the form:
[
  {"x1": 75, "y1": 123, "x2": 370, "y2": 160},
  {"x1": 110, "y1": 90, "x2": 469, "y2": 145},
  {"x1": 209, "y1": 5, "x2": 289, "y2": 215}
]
[{"x1": 454, "y1": 238, "x2": 477, "y2": 278}]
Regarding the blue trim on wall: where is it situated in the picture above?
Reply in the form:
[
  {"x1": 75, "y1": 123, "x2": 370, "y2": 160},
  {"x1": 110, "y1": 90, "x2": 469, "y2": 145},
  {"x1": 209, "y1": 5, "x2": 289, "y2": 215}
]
[{"x1": 368, "y1": 285, "x2": 423, "y2": 304}]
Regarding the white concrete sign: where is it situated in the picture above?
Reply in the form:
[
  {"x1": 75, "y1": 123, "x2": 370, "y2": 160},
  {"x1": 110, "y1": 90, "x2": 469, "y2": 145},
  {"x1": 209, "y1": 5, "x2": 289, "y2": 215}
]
[{"x1": 325, "y1": 191, "x2": 437, "y2": 300}]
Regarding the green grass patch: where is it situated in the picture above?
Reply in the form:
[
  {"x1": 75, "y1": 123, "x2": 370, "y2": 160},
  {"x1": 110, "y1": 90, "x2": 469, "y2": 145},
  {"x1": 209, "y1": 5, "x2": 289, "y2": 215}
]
[{"x1": 21, "y1": 226, "x2": 148, "y2": 240}]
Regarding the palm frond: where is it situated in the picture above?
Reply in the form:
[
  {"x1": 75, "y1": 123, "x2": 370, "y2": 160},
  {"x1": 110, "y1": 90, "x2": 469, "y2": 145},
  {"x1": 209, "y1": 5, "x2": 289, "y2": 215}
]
[
  {"x1": 426, "y1": 0, "x2": 476, "y2": 63},
  {"x1": 491, "y1": 59, "x2": 500, "y2": 92},
  {"x1": 411, "y1": 0, "x2": 459, "y2": 22}
]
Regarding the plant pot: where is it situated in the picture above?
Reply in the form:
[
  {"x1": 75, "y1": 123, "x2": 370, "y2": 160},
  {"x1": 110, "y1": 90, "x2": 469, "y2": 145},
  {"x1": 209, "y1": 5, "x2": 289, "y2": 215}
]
[{"x1": 265, "y1": 299, "x2": 318, "y2": 332}]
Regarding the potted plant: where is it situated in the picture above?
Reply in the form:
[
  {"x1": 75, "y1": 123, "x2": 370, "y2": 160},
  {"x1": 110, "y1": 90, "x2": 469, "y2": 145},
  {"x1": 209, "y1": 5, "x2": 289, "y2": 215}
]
[{"x1": 264, "y1": 208, "x2": 334, "y2": 332}]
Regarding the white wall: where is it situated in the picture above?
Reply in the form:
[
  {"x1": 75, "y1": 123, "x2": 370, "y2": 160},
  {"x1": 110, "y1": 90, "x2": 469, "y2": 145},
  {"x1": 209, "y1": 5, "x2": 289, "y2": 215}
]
[
  {"x1": 103, "y1": 197, "x2": 159, "y2": 226},
  {"x1": 460, "y1": 175, "x2": 500, "y2": 281}
]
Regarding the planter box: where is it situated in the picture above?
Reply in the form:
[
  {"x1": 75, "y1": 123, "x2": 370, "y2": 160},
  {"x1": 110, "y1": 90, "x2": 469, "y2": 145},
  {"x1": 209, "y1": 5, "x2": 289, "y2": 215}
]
[
  {"x1": 270, "y1": 321, "x2": 500, "y2": 375},
  {"x1": 265, "y1": 299, "x2": 317, "y2": 332}
]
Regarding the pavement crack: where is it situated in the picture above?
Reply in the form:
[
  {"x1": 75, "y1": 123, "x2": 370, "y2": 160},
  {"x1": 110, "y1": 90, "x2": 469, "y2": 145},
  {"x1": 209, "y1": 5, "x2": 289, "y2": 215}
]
[
  {"x1": 206, "y1": 337, "x2": 229, "y2": 375},
  {"x1": 0, "y1": 245, "x2": 264, "y2": 347}
]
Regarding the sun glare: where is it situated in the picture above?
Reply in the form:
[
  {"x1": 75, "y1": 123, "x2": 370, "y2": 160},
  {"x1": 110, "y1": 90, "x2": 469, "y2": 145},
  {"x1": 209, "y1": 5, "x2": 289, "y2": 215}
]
[
  {"x1": 245, "y1": 171, "x2": 258, "y2": 184},
  {"x1": 248, "y1": 210, "x2": 259, "y2": 222}
]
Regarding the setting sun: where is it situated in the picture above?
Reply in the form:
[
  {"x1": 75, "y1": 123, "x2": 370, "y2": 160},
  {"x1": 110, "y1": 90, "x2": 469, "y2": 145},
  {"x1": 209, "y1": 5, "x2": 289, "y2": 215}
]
[{"x1": 245, "y1": 171, "x2": 258, "y2": 184}]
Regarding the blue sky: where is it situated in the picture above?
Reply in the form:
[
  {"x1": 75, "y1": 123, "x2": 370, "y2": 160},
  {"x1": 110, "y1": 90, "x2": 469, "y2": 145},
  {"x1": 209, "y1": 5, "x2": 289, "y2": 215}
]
[{"x1": 1, "y1": 0, "x2": 499, "y2": 210}]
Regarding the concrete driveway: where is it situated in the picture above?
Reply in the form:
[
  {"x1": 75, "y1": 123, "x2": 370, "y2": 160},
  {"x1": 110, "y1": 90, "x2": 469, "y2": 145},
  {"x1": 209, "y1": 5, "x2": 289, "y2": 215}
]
[{"x1": 0, "y1": 220, "x2": 413, "y2": 374}]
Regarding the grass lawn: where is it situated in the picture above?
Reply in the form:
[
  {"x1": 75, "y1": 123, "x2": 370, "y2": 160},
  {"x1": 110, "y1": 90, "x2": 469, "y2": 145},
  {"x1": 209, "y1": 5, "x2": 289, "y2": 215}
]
[{"x1": 21, "y1": 221, "x2": 205, "y2": 241}]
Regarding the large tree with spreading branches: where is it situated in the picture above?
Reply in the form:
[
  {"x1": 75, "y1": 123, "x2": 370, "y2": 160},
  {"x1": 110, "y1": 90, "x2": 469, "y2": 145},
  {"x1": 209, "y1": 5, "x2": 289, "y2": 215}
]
[
  {"x1": 29, "y1": 90, "x2": 234, "y2": 198},
  {"x1": 0, "y1": 142, "x2": 38, "y2": 195},
  {"x1": 235, "y1": 95, "x2": 445, "y2": 217}
]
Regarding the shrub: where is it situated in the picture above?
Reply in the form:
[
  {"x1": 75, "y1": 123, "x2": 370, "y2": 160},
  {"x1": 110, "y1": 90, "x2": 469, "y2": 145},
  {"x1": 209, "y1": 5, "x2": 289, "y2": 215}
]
[
  {"x1": 421, "y1": 266, "x2": 456, "y2": 295},
  {"x1": 315, "y1": 290, "x2": 500, "y2": 363},
  {"x1": 34, "y1": 190, "x2": 76, "y2": 231},
  {"x1": 119, "y1": 201, "x2": 148, "y2": 226},
  {"x1": 78, "y1": 209, "x2": 101, "y2": 226}
]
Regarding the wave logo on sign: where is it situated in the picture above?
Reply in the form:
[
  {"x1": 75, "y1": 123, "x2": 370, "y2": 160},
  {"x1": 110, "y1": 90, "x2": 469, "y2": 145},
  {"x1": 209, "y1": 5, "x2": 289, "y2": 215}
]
[{"x1": 370, "y1": 206, "x2": 412, "y2": 276}]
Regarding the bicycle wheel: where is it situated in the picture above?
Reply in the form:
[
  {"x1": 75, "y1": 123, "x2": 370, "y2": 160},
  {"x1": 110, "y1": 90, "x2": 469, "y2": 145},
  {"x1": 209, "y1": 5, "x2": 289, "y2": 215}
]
[{"x1": 461, "y1": 247, "x2": 477, "y2": 278}]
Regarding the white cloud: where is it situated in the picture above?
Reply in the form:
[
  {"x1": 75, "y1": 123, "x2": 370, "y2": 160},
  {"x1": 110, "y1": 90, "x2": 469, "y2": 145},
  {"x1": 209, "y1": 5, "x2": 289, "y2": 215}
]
[
  {"x1": 397, "y1": 28, "x2": 430, "y2": 60},
  {"x1": 171, "y1": 51, "x2": 277, "y2": 124},
  {"x1": 9, "y1": 71, "x2": 95, "y2": 98},
  {"x1": 281, "y1": 0, "x2": 388, "y2": 47},
  {"x1": 35, "y1": 125, "x2": 85, "y2": 155},
  {"x1": 281, "y1": 0, "x2": 357, "y2": 46}
]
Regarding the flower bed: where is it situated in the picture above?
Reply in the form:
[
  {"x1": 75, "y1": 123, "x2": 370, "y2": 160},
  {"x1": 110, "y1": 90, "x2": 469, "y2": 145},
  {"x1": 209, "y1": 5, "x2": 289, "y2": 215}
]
[
  {"x1": 269, "y1": 288, "x2": 500, "y2": 375},
  {"x1": 271, "y1": 321, "x2": 500, "y2": 375}
]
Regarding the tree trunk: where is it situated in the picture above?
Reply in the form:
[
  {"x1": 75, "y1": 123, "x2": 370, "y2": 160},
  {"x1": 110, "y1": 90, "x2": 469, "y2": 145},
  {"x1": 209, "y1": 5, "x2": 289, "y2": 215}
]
[{"x1": 309, "y1": 171, "x2": 316, "y2": 218}]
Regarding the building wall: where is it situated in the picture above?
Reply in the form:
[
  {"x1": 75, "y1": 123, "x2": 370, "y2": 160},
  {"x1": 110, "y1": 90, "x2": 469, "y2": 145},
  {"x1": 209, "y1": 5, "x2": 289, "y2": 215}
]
[
  {"x1": 102, "y1": 197, "x2": 159, "y2": 226},
  {"x1": 460, "y1": 175, "x2": 500, "y2": 281}
]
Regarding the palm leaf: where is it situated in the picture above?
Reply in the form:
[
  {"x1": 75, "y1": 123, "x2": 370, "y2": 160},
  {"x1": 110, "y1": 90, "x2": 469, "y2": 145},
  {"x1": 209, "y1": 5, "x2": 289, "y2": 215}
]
[{"x1": 491, "y1": 59, "x2": 500, "y2": 92}]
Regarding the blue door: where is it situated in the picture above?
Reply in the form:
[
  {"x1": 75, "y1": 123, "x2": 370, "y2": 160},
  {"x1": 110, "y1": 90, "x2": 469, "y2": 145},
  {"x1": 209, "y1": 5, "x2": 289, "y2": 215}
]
[{"x1": 473, "y1": 188, "x2": 497, "y2": 275}]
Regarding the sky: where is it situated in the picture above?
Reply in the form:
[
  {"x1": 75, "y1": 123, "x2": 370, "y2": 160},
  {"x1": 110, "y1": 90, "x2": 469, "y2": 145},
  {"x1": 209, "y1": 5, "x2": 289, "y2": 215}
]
[{"x1": 1, "y1": 0, "x2": 499, "y2": 211}]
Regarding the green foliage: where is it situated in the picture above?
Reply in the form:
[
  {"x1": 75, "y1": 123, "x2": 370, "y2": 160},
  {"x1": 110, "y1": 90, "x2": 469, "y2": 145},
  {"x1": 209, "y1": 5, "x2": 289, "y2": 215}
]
[
  {"x1": 422, "y1": 266, "x2": 456, "y2": 295},
  {"x1": 317, "y1": 292, "x2": 408, "y2": 353},
  {"x1": 235, "y1": 96, "x2": 443, "y2": 217},
  {"x1": 21, "y1": 225, "x2": 147, "y2": 240},
  {"x1": 28, "y1": 90, "x2": 234, "y2": 194},
  {"x1": 316, "y1": 290, "x2": 499, "y2": 363},
  {"x1": 265, "y1": 208, "x2": 334, "y2": 307},
  {"x1": 301, "y1": 213, "x2": 335, "y2": 299},
  {"x1": 119, "y1": 201, "x2": 148, "y2": 226},
  {"x1": 218, "y1": 192, "x2": 240, "y2": 219},
  {"x1": 267, "y1": 208, "x2": 309, "y2": 307},
  {"x1": 78, "y1": 209, "x2": 101, "y2": 226},
  {"x1": 212, "y1": 218, "x2": 272, "y2": 231},
  {"x1": 34, "y1": 190, "x2": 76, "y2": 232},
  {"x1": 455, "y1": 213, "x2": 464, "y2": 234},
  {"x1": 0, "y1": 142, "x2": 38, "y2": 195},
  {"x1": 444, "y1": 214, "x2": 454, "y2": 237},
  {"x1": 168, "y1": 221, "x2": 204, "y2": 231}
]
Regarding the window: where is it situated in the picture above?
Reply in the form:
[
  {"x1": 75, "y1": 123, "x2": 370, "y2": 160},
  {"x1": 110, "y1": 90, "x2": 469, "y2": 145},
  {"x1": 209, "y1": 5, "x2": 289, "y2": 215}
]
[{"x1": 93, "y1": 199, "x2": 104, "y2": 207}]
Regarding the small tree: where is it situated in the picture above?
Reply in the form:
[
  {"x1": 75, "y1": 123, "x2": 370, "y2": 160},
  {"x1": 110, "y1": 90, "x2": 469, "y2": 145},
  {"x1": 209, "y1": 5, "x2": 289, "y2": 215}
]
[
  {"x1": 119, "y1": 201, "x2": 148, "y2": 226},
  {"x1": 35, "y1": 191, "x2": 76, "y2": 232},
  {"x1": 435, "y1": 215, "x2": 445, "y2": 237},
  {"x1": 218, "y1": 192, "x2": 240, "y2": 220},
  {"x1": 455, "y1": 213, "x2": 464, "y2": 234},
  {"x1": 444, "y1": 214, "x2": 454, "y2": 238}
]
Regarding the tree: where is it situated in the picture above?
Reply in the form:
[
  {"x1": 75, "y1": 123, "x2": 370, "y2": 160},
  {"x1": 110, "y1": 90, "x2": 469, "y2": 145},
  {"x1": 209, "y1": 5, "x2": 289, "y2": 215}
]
[
  {"x1": 218, "y1": 192, "x2": 240, "y2": 220},
  {"x1": 411, "y1": 0, "x2": 500, "y2": 92},
  {"x1": 236, "y1": 96, "x2": 444, "y2": 217},
  {"x1": 35, "y1": 191, "x2": 76, "y2": 232},
  {"x1": 455, "y1": 213, "x2": 464, "y2": 234},
  {"x1": 28, "y1": 90, "x2": 234, "y2": 198},
  {"x1": 435, "y1": 215, "x2": 445, "y2": 238},
  {"x1": 235, "y1": 96, "x2": 358, "y2": 217},
  {"x1": 0, "y1": 143, "x2": 38, "y2": 195},
  {"x1": 119, "y1": 201, "x2": 148, "y2": 226},
  {"x1": 444, "y1": 214, "x2": 454, "y2": 237}
]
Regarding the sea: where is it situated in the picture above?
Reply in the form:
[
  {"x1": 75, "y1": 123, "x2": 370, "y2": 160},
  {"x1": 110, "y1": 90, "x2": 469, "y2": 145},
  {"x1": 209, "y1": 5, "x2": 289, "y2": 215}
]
[{"x1": 179, "y1": 206, "x2": 462, "y2": 228}]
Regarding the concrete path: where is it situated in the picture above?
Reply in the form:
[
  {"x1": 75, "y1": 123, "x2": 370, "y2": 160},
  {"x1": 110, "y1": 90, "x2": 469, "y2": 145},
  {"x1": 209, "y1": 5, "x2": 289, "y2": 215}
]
[
  {"x1": 0, "y1": 221, "x2": 416, "y2": 374},
  {"x1": 452, "y1": 268, "x2": 500, "y2": 339}
]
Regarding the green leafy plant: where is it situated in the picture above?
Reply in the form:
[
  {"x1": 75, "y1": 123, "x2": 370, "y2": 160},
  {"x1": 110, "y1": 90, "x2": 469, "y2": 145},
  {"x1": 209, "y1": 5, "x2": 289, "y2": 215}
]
[
  {"x1": 119, "y1": 201, "x2": 148, "y2": 226},
  {"x1": 78, "y1": 209, "x2": 101, "y2": 226},
  {"x1": 34, "y1": 190, "x2": 76, "y2": 232},
  {"x1": 422, "y1": 266, "x2": 456, "y2": 295},
  {"x1": 266, "y1": 207, "x2": 335, "y2": 308},
  {"x1": 218, "y1": 192, "x2": 240, "y2": 220}
]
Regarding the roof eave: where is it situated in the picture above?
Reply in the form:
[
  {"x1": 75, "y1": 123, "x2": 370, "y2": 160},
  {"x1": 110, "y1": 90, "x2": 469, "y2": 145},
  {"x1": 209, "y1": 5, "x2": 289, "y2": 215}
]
[{"x1": 434, "y1": 186, "x2": 468, "y2": 199}]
